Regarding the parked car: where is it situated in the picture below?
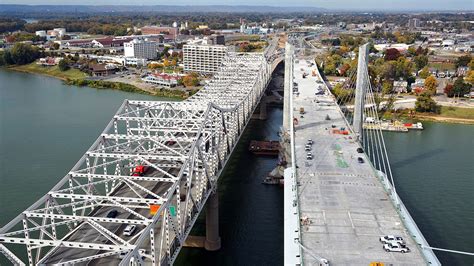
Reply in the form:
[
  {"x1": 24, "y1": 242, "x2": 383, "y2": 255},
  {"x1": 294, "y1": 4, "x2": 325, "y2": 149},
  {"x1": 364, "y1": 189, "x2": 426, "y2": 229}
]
[
  {"x1": 305, "y1": 144, "x2": 312, "y2": 151},
  {"x1": 307, "y1": 139, "x2": 313, "y2": 145},
  {"x1": 119, "y1": 250, "x2": 128, "y2": 259},
  {"x1": 380, "y1": 235, "x2": 405, "y2": 245},
  {"x1": 123, "y1": 225, "x2": 136, "y2": 236},
  {"x1": 106, "y1": 210, "x2": 118, "y2": 218},
  {"x1": 306, "y1": 152, "x2": 313, "y2": 160},
  {"x1": 357, "y1": 147, "x2": 364, "y2": 153},
  {"x1": 383, "y1": 243, "x2": 410, "y2": 253},
  {"x1": 357, "y1": 157, "x2": 364, "y2": 163}
]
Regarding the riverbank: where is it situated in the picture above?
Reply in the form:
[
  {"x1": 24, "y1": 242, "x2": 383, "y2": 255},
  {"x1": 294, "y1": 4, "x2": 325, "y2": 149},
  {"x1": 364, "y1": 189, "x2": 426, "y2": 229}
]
[
  {"x1": 5, "y1": 63, "x2": 198, "y2": 100},
  {"x1": 65, "y1": 79, "x2": 197, "y2": 99},
  {"x1": 7, "y1": 63, "x2": 86, "y2": 81},
  {"x1": 384, "y1": 106, "x2": 474, "y2": 125}
]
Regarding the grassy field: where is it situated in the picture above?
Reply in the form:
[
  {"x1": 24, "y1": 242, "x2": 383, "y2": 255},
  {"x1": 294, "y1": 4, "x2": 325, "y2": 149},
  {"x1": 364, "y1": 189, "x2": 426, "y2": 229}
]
[
  {"x1": 428, "y1": 62, "x2": 456, "y2": 71},
  {"x1": 9, "y1": 62, "x2": 86, "y2": 80},
  {"x1": 384, "y1": 106, "x2": 474, "y2": 124},
  {"x1": 439, "y1": 106, "x2": 474, "y2": 120}
]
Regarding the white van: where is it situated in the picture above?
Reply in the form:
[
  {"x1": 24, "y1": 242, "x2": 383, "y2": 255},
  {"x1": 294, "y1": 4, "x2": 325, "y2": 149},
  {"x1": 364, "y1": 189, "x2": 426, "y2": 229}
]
[{"x1": 123, "y1": 225, "x2": 136, "y2": 236}]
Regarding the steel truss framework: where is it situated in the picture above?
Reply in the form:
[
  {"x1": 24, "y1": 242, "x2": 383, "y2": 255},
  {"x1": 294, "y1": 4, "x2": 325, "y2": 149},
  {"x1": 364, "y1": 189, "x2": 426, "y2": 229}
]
[{"x1": 0, "y1": 52, "x2": 271, "y2": 265}]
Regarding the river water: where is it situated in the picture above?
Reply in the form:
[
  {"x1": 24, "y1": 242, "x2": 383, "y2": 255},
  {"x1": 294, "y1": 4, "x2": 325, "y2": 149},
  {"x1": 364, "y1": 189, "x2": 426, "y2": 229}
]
[{"x1": 0, "y1": 68, "x2": 472, "y2": 265}]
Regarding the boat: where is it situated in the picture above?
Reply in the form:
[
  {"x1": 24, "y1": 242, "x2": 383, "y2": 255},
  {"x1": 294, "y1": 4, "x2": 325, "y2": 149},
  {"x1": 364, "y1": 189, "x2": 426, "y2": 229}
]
[
  {"x1": 404, "y1": 122, "x2": 423, "y2": 130},
  {"x1": 248, "y1": 140, "x2": 280, "y2": 156}
]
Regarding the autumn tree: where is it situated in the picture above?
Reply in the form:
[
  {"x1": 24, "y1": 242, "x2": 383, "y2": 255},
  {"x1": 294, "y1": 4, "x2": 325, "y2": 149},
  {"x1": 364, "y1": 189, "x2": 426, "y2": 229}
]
[
  {"x1": 424, "y1": 75, "x2": 438, "y2": 95},
  {"x1": 384, "y1": 48, "x2": 401, "y2": 61},
  {"x1": 182, "y1": 72, "x2": 199, "y2": 87},
  {"x1": 466, "y1": 70, "x2": 474, "y2": 85},
  {"x1": 419, "y1": 66, "x2": 430, "y2": 79},
  {"x1": 444, "y1": 84, "x2": 454, "y2": 97}
]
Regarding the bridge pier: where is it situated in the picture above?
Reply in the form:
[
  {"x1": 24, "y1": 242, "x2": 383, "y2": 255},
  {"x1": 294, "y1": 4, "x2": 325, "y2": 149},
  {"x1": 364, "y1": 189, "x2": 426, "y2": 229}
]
[
  {"x1": 258, "y1": 97, "x2": 268, "y2": 120},
  {"x1": 204, "y1": 191, "x2": 221, "y2": 251}
]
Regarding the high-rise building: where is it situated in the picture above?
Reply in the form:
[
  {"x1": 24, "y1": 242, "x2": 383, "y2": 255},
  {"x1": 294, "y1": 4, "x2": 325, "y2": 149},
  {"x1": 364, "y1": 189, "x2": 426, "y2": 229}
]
[
  {"x1": 124, "y1": 39, "x2": 158, "y2": 59},
  {"x1": 408, "y1": 18, "x2": 421, "y2": 29},
  {"x1": 183, "y1": 44, "x2": 228, "y2": 74}
]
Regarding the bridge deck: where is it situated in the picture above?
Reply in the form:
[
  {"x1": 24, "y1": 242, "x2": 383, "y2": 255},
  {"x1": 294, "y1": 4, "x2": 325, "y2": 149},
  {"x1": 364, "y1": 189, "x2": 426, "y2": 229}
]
[{"x1": 292, "y1": 59, "x2": 426, "y2": 265}]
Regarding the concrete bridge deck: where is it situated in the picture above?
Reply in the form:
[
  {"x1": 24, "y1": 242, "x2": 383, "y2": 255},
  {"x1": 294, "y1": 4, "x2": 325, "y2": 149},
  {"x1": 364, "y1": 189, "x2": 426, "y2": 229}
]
[{"x1": 292, "y1": 59, "x2": 426, "y2": 265}]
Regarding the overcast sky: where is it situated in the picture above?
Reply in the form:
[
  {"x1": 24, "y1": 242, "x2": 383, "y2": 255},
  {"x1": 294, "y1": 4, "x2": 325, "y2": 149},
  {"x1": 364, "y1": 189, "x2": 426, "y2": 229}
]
[{"x1": 1, "y1": 0, "x2": 473, "y2": 11}]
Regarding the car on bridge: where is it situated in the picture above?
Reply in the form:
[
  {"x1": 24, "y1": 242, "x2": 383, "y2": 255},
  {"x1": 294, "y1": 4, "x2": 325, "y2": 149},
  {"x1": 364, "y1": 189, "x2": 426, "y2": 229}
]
[
  {"x1": 132, "y1": 165, "x2": 149, "y2": 176},
  {"x1": 380, "y1": 235, "x2": 405, "y2": 245},
  {"x1": 383, "y1": 243, "x2": 410, "y2": 253},
  {"x1": 123, "y1": 225, "x2": 137, "y2": 236},
  {"x1": 106, "y1": 209, "x2": 119, "y2": 218},
  {"x1": 357, "y1": 157, "x2": 364, "y2": 163}
]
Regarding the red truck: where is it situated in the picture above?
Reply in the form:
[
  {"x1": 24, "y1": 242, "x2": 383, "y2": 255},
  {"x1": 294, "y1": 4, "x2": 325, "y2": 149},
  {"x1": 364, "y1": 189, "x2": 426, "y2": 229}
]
[{"x1": 132, "y1": 165, "x2": 149, "y2": 176}]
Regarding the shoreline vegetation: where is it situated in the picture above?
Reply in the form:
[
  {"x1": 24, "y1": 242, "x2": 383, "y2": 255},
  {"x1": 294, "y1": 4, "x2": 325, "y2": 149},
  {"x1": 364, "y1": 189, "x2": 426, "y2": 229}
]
[
  {"x1": 383, "y1": 106, "x2": 474, "y2": 125},
  {"x1": 5, "y1": 63, "x2": 197, "y2": 100},
  {"x1": 5, "y1": 64, "x2": 474, "y2": 124}
]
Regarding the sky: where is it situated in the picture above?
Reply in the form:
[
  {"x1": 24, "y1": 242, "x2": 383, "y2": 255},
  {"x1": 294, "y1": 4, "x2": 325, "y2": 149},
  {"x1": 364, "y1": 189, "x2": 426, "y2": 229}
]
[{"x1": 1, "y1": 0, "x2": 473, "y2": 11}]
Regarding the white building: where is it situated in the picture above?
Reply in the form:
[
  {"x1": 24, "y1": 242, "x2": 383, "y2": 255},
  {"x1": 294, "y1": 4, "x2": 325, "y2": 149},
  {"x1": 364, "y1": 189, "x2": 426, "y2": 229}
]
[
  {"x1": 35, "y1": 30, "x2": 46, "y2": 37},
  {"x1": 142, "y1": 73, "x2": 181, "y2": 88},
  {"x1": 53, "y1": 28, "x2": 66, "y2": 37},
  {"x1": 183, "y1": 44, "x2": 228, "y2": 74},
  {"x1": 124, "y1": 57, "x2": 147, "y2": 67},
  {"x1": 124, "y1": 39, "x2": 158, "y2": 59}
]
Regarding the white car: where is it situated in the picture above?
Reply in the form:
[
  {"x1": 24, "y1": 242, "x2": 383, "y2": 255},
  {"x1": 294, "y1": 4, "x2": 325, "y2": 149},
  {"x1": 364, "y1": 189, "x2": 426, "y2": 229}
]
[
  {"x1": 383, "y1": 243, "x2": 410, "y2": 253},
  {"x1": 307, "y1": 139, "x2": 313, "y2": 145},
  {"x1": 305, "y1": 144, "x2": 312, "y2": 151},
  {"x1": 123, "y1": 225, "x2": 136, "y2": 236},
  {"x1": 379, "y1": 235, "x2": 405, "y2": 245},
  {"x1": 306, "y1": 152, "x2": 313, "y2": 160}
]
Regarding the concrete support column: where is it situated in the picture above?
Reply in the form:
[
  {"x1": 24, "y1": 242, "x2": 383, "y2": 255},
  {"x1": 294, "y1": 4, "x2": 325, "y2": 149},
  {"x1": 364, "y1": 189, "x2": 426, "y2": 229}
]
[
  {"x1": 204, "y1": 191, "x2": 221, "y2": 251},
  {"x1": 283, "y1": 42, "x2": 293, "y2": 132},
  {"x1": 259, "y1": 97, "x2": 267, "y2": 120},
  {"x1": 353, "y1": 43, "x2": 369, "y2": 142}
]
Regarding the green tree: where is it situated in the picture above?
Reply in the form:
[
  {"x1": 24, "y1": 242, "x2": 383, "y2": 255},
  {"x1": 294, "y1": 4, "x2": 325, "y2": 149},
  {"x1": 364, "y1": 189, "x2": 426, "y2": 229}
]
[
  {"x1": 9, "y1": 43, "x2": 39, "y2": 65},
  {"x1": 415, "y1": 92, "x2": 439, "y2": 113},
  {"x1": 452, "y1": 76, "x2": 471, "y2": 97},
  {"x1": 413, "y1": 55, "x2": 428, "y2": 70},
  {"x1": 58, "y1": 59, "x2": 70, "y2": 71},
  {"x1": 52, "y1": 43, "x2": 60, "y2": 50},
  {"x1": 394, "y1": 57, "x2": 414, "y2": 80},
  {"x1": 455, "y1": 55, "x2": 472, "y2": 68},
  {"x1": 424, "y1": 75, "x2": 438, "y2": 95}
]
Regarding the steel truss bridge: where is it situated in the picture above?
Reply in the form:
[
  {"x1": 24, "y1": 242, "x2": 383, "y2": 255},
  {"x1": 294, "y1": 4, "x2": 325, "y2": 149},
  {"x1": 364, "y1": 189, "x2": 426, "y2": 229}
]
[{"x1": 0, "y1": 52, "x2": 272, "y2": 265}]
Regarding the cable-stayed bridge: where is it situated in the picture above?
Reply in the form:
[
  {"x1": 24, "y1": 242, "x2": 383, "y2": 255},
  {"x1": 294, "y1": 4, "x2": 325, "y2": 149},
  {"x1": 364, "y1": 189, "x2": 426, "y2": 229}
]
[{"x1": 283, "y1": 42, "x2": 441, "y2": 265}]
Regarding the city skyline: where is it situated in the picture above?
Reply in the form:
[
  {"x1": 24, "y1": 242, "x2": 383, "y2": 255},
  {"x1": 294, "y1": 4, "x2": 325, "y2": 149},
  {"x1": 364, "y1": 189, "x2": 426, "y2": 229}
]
[{"x1": 1, "y1": 0, "x2": 473, "y2": 11}]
